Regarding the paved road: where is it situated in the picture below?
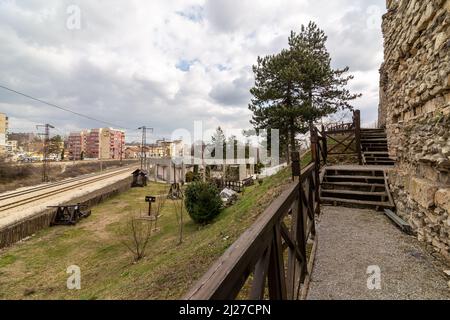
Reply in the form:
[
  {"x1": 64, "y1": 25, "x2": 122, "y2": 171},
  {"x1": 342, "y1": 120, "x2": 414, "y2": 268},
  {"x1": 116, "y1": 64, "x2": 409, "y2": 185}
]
[{"x1": 308, "y1": 206, "x2": 450, "y2": 300}]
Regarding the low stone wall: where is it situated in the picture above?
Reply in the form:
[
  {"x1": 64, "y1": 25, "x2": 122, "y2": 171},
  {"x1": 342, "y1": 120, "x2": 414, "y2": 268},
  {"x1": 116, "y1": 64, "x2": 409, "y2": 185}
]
[
  {"x1": 380, "y1": 0, "x2": 450, "y2": 259},
  {"x1": 0, "y1": 176, "x2": 132, "y2": 249}
]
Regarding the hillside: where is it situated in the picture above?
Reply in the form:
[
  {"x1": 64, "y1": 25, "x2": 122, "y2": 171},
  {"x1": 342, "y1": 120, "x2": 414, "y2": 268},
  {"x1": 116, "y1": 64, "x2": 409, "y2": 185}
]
[{"x1": 0, "y1": 165, "x2": 296, "y2": 299}]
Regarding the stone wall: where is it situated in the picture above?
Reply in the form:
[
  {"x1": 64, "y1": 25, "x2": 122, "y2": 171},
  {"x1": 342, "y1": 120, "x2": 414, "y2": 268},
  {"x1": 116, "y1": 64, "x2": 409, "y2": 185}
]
[{"x1": 379, "y1": 0, "x2": 450, "y2": 259}]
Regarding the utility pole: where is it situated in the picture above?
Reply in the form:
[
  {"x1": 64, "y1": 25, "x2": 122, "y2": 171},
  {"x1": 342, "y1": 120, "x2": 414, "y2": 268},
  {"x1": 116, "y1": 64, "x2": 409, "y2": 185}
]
[
  {"x1": 99, "y1": 129, "x2": 103, "y2": 172},
  {"x1": 37, "y1": 124, "x2": 55, "y2": 182},
  {"x1": 138, "y1": 126, "x2": 153, "y2": 171},
  {"x1": 120, "y1": 133, "x2": 123, "y2": 167}
]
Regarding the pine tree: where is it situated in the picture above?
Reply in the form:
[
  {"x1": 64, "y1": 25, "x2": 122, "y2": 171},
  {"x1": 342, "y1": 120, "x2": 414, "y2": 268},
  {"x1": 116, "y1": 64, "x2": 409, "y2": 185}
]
[
  {"x1": 211, "y1": 126, "x2": 226, "y2": 159},
  {"x1": 249, "y1": 22, "x2": 361, "y2": 158}
]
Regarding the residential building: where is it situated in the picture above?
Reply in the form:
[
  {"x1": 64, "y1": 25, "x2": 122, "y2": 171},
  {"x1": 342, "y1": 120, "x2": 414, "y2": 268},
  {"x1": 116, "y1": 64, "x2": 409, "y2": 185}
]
[
  {"x1": 6, "y1": 140, "x2": 18, "y2": 153},
  {"x1": 148, "y1": 142, "x2": 166, "y2": 158},
  {"x1": 124, "y1": 139, "x2": 185, "y2": 160},
  {"x1": 150, "y1": 139, "x2": 185, "y2": 158},
  {"x1": 68, "y1": 130, "x2": 87, "y2": 160},
  {"x1": 169, "y1": 139, "x2": 184, "y2": 158},
  {"x1": 124, "y1": 145, "x2": 140, "y2": 159},
  {"x1": 68, "y1": 128, "x2": 125, "y2": 160},
  {"x1": 0, "y1": 113, "x2": 8, "y2": 154}
]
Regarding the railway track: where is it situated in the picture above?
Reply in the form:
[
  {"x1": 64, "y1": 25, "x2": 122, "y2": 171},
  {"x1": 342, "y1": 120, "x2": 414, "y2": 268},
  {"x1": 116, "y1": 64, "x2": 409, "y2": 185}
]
[
  {"x1": 0, "y1": 165, "x2": 136, "y2": 202},
  {"x1": 0, "y1": 166, "x2": 136, "y2": 212}
]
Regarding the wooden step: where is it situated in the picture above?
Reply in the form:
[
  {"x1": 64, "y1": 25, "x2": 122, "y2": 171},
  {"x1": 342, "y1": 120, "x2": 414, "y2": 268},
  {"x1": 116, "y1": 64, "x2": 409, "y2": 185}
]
[
  {"x1": 362, "y1": 143, "x2": 388, "y2": 146},
  {"x1": 325, "y1": 170, "x2": 385, "y2": 177},
  {"x1": 325, "y1": 166, "x2": 390, "y2": 172},
  {"x1": 365, "y1": 158, "x2": 394, "y2": 161},
  {"x1": 362, "y1": 134, "x2": 386, "y2": 137},
  {"x1": 363, "y1": 151, "x2": 389, "y2": 158},
  {"x1": 365, "y1": 161, "x2": 395, "y2": 165},
  {"x1": 321, "y1": 197, "x2": 394, "y2": 208},
  {"x1": 364, "y1": 155, "x2": 392, "y2": 158},
  {"x1": 362, "y1": 138, "x2": 387, "y2": 142},
  {"x1": 322, "y1": 182, "x2": 386, "y2": 188},
  {"x1": 325, "y1": 175, "x2": 385, "y2": 180},
  {"x1": 363, "y1": 148, "x2": 389, "y2": 152},
  {"x1": 322, "y1": 189, "x2": 387, "y2": 197},
  {"x1": 366, "y1": 151, "x2": 389, "y2": 155}
]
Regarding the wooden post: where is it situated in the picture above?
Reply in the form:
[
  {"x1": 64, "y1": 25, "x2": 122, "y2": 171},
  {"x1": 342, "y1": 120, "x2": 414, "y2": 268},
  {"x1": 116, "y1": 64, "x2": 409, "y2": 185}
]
[
  {"x1": 267, "y1": 224, "x2": 287, "y2": 300},
  {"x1": 291, "y1": 152, "x2": 300, "y2": 181},
  {"x1": 310, "y1": 124, "x2": 321, "y2": 216},
  {"x1": 148, "y1": 201, "x2": 152, "y2": 217},
  {"x1": 354, "y1": 110, "x2": 362, "y2": 165},
  {"x1": 173, "y1": 162, "x2": 176, "y2": 184},
  {"x1": 321, "y1": 124, "x2": 327, "y2": 164}
]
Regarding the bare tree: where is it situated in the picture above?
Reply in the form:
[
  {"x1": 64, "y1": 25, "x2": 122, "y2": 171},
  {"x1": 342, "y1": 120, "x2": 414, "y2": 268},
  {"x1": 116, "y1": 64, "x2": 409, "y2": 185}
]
[
  {"x1": 120, "y1": 213, "x2": 153, "y2": 262},
  {"x1": 172, "y1": 198, "x2": 184, "y2": 245},
  {"x1": 153, "y1": 195, "x2": 167, "y2": 232}
]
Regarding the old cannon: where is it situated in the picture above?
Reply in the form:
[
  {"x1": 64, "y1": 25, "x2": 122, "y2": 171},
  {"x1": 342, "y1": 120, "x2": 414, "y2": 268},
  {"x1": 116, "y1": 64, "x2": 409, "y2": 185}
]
[{"x1": 49, "y1": 204, "x2": 92, "y2": 226}]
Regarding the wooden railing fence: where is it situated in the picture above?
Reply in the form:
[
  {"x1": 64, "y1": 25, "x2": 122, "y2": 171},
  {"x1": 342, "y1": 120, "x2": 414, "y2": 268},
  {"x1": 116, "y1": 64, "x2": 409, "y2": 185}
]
[
  {"x1": 316, "y1": 110, "x2": 362, "y2": 165},
  {"x1": 185, "y1": 135, "x2": 326, "y2": 300},
  {"x1": 184, "y1": 111, "x2": 362, "y2": 300}
]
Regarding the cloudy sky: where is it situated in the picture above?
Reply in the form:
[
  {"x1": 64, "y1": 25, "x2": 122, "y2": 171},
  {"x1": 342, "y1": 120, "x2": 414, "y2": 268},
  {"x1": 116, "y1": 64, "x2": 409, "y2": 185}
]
[{"x1": 0, "y1": 0, "x2": 386, "y2": 142}]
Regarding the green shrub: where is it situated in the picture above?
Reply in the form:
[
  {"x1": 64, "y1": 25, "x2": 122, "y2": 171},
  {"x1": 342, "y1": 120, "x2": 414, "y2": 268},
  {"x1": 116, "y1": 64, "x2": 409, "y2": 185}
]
[
  {"x1": 185, "y1": 171, "x2": 201, "y2": 183},
  {"x1": 255, "y1": 162, "x2": 265, "y2": 174},
  {"x1": 184, "y1": 182, "x2": 223, "y2": 224},
  {"x1": 185, "y1": 171, "x2": 194, "y2": 182}
]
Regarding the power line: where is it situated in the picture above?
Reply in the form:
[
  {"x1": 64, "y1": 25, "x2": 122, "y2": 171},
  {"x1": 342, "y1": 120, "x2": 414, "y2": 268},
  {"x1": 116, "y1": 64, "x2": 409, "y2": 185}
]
[{"x1": 0, "y1": 84, "x2": 131, "y2": 130}]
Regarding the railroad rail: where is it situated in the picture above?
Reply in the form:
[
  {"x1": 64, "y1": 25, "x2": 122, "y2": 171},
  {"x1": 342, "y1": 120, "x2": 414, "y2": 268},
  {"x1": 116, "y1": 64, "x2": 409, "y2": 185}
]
[{"x1": 0, "y1": 166, "x2": 136, "y2": 212}]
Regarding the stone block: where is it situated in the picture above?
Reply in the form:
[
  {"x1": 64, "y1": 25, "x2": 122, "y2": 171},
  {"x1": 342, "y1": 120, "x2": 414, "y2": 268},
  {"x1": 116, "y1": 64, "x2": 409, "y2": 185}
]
[
  {"x1": 435, "y1": 188, "x2": 450, "y2": 212},
  {"x1": 409, "y1": 177, "x2": 439, "y2": 208},
  {"x1": 435, "y1": 32, "x2": 447, "y2": 51}
]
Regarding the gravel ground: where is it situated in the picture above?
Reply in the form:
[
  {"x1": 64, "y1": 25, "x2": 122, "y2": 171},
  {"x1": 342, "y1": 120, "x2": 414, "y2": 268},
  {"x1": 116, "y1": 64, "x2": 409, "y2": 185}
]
[{"x1": 307, "y1": 206, "x2": 450, "y2": 300}]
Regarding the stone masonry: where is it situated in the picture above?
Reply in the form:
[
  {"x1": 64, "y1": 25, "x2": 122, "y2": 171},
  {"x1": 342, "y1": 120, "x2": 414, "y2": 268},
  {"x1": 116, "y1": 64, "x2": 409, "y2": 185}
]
[{"x1": 379, "y1": 0, "x2": 450, "y2": 260}]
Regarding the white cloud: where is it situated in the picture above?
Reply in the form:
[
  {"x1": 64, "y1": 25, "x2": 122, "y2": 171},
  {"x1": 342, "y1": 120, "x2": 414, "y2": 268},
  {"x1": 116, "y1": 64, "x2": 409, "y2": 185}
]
[{"x1": 0, "y1": 0, "x2": 386, "y2": 141}]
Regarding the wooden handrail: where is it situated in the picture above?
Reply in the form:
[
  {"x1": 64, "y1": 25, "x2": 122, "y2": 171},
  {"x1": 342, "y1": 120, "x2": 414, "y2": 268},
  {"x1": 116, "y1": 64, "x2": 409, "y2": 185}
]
[
  {"x1": 184, "y1": 178, "x2": 301, "y2": 300},
  {"x1": 319, "y1": 110, "x2": 362, "y2": 161},
  {"x1": 184, "y1": 158, "x2": 320, "y2": 300},
  {"x1": 184, "y1": 115, "x2": 335, "y2": 300}
]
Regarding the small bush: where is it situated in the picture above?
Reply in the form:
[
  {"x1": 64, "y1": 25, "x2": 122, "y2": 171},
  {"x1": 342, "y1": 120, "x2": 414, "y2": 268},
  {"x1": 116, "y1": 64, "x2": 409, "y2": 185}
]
[
  {"x1": 184, "y1": 182, "x2": 223, "y2": 224},
  {"x1": 185, "y1": 171, "x2": 201, "y2": 183},
  {"x1": 255, "y1": 162, "x2": 265, "y2": 174}
]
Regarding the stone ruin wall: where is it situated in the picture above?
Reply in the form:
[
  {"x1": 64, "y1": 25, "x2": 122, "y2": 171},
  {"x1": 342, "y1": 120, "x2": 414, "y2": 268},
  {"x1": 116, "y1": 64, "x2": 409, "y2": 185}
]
[{"x1": 379, "y1": 0, "x2": 450, "y2": 259}]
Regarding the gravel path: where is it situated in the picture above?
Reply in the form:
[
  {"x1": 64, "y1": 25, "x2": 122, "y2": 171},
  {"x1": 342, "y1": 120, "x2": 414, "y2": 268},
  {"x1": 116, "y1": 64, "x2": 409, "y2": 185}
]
[{"x1": 307, "y1": 206, "x2": 450, "y2": 300}]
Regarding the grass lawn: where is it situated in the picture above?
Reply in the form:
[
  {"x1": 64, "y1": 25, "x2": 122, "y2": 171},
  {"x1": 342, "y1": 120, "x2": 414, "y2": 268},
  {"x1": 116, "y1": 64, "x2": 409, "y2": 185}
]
[{"x1": 0, "y1": 166, "x2": 297, "y2": 300}]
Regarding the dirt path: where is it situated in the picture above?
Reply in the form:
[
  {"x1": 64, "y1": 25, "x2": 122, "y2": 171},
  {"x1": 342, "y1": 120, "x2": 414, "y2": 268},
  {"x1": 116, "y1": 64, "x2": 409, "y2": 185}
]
[{"x1": 308, "y1": 206, "x2": 450, "y2": 300}]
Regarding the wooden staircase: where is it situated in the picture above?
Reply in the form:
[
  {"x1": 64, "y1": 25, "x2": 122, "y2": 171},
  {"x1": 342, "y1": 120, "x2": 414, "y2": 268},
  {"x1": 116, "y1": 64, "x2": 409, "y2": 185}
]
[
  {"x1": 361, "y1": 129, "x2": 395, "y2": 166},
  {"x1": 321, "y1": 166, "x2": 395, "y2": 210}
]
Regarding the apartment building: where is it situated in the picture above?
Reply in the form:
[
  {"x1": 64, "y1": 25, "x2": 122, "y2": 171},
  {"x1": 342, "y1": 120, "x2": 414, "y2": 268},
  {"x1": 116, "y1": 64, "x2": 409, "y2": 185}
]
[
  {"x1": 68, "y1": 131, "x2": 87, "y2": 160},
  {"x1": 0, "y1": 113, "x2": 8, "y2": 154},
  {"x1": 145, "y1": 139, "x2": 184, "y2": 158},
  {"x1": 124, "y1": 140, "x2": 185, "y2": 160},
  {"x1": 6, "y1": 140, "x2": 18, "y2": 153},
  {"x1": 68, "y1": 128, "x2": 125, "y2": 160}
]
